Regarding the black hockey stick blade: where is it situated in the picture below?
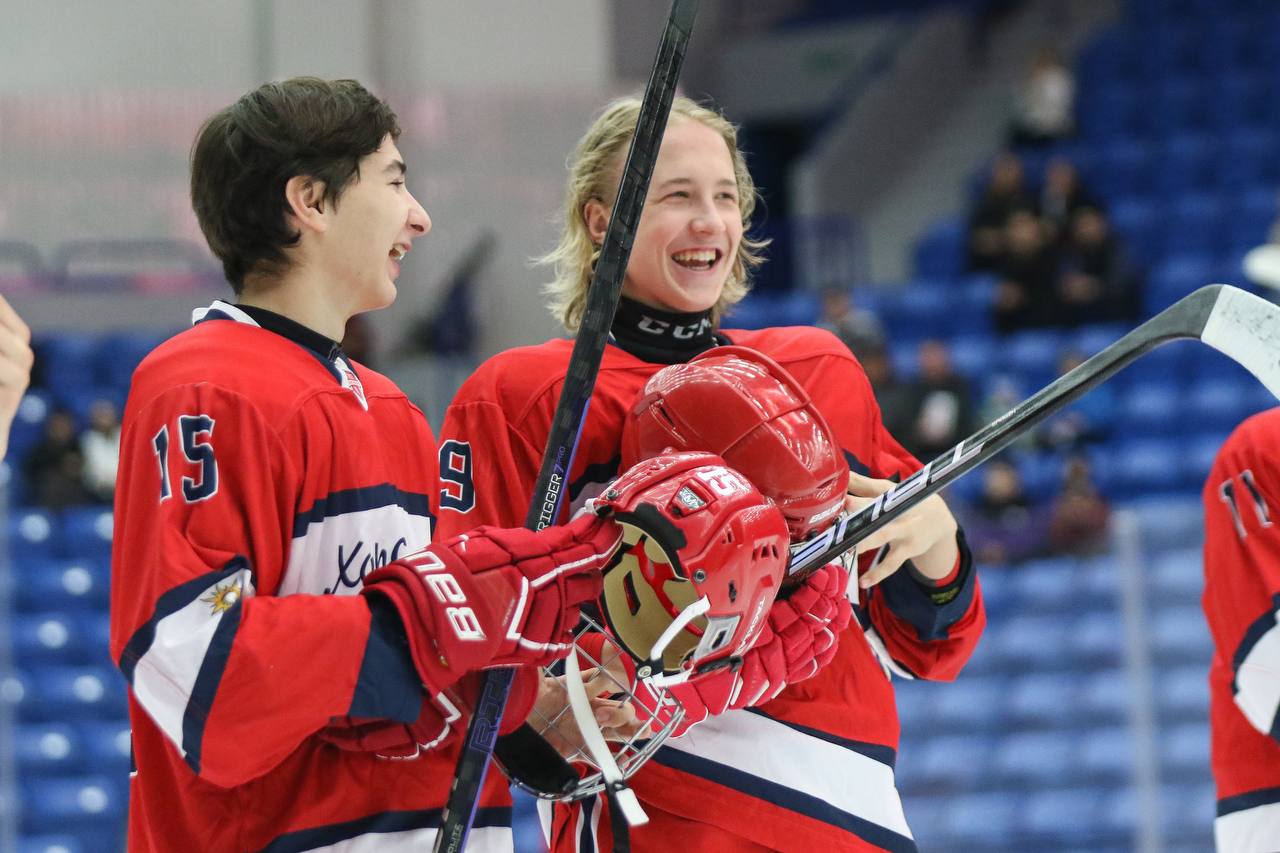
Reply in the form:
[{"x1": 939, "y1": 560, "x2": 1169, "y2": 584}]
[
  {"x1": 435, "y1": 2, "x2": 699, "y2": 850},
  {"x1": 788, "y1": 284, "x2": 1280, "y2": 580}
]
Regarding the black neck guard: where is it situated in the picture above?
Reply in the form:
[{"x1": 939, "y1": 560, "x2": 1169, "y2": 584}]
[{"x1": 609, "y1": 297, "x2": 724, "y2": 364}]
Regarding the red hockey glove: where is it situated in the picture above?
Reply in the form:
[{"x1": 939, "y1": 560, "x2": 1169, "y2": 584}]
[
  {"x1": 361, "y1": 514, "x2": 622, "y2": 697},
  {"x1": 319, "y1": 665, "x2": 540, "y2": 759},
  {"x1": 641, "y1": 560, "x2": 851, "y2": 734}
]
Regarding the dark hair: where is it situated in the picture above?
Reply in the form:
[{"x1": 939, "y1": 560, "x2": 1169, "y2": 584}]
[{"x1": 190, "y1": 77, "x2": 401, "y2": 292}]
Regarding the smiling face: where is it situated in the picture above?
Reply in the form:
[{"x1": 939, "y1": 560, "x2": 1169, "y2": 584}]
[
  {"x1": 318, "y1": 135, "x2": 431, "y2": 315},
  {"x1": 585, "y1": 118, "x2": 744, "y2": 315}
]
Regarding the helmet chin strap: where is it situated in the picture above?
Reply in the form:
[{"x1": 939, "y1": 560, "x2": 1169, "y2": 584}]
[
  {"x1": 639, "y1": 595, "x2": 712, "y2": 686},
  {"x1": 562, "y1": 651, "x2": 649, "y2": 828}
]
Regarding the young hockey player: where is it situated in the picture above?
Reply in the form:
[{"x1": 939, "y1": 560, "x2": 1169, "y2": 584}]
[
  {"x1": 110, "y1": 77, "x2": 640, "y2": 852},
  {"x1": 1202, "y1": 408, "x2": 1280, "y2": 852},
  {"x1": 437, "y1": 95, "x2": 986, "y2": 852}
]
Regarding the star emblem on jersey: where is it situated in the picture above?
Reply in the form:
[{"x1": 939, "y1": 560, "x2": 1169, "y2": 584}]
[{"x1": 201, "y1": 580, "x2": 242, "y2": 614}]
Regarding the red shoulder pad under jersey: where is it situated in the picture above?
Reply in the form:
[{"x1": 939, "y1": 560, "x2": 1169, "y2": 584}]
[
  {"x1": 727, "y1": 326, "x2": 984, "y2": 682},
  {"x1": 1203, "y1": 409, "x2": 1280, "y2": 781}
]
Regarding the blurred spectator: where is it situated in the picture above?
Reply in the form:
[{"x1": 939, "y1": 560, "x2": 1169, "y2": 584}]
[
  {"x1": 81, "y1": 398, "x2": 122, "y2": 503},
  {"x1": 1038, "y1": 157, "x2": 1098, "y2": 245},
  {"x1": 1047, "y1": 454, "x2": 1111, "y2": 555},
  {"x1": 861, "y1": 347, "x2": 912, "y2": 440},
  {"x1": 817, "y1": 286, "x2": 885, "y2": 362},
  {"x1": 1037, "y1": 347, "x2": 1115, "y2": 451},
  {"x1": 898, "y1": 340, "x2": 976, "y2": 461},
  {"x1": 967, "y1": 151, "x2": 1036, "y2": 272},
  {"x1": 994, "y1": 209, "x2": 1059, "y2": 333},
  {"x1": 1009, "y1": 48, "x2": 1075, "y2": 147},
  {"x1": 25, "y1": 409, "x2": 90, "y2": 509},
  {"x1": 961, "y1": 458, "x2": 1049, "y2": 564},
  {"x1": 1054, "y1": 206, "x2": 1142, "y2": 327}
]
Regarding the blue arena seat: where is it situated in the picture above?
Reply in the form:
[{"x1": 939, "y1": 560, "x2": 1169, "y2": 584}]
[
  {"x1": 11, "y1": 613, "x2": 86, "y2": 666},
  {"x1": 1079, "y1": 727, "x2": 1135, "y2": 784},
  {"x1": 933, "y1": 790, "x2": 1025, "y2": 846},
  {"x1": 1079, "y1": 668, "x2": 1131, "y2": 724},
  {"x1": 58, "y1": 508, "x2": 113, "y2": 561},
  {"x1": 1006, "y1": 673, "x2": 1078, "y2": 729},
  {"x1": 904, "y1": 733, "x2": 995, "y2": 790},
  {"x1": 1125, "y1": 495, "x2": 1204, "y2": 550},
  {"x1": 8, "y1": 509, "x2": 59, "y2": 562},
  {"x1": 1149, "y1": 606, "x2": 1213, "y2": 666},
  {"x1": 1156, "y1": 664, "x2": 1210, "y2": 723},
  {"x1": 15, "y1": 723, "x2": 84, "y2": 777},
  {"x1": 913, "y1": 218, "x2": 967, "y2": 279},
  {"x1": 13, "y1": 558, "x2": 109, "y2": 614},
  {"x1": 20, "y1": 775, "x2": 124, "y2": 840},
  {"x1": 17, "y1": 835, "x2": 87, "y2": 853},
  {"x1": 1109, "y1": 438, "x2": 1187, "y2": 498},
  {"x1": 78, "y1": 720, "x2": 131, "y2": 776},
  {"x1": 1069, "y1": 611, "x2": 1125, "y2": 668},
  {"x1": 1160, "y1": 722, "x2": 1211, "y2": 779},
  {"x1": 993, "y1": 730, "x2": 1077, "y2": 786},
  {"x1": 1116, "y1": 382, "x2": 1182, "y2": 437},
  {"x1": 1148, "y1": 547, "x2": 1203, "y2": 606},
  {"x1": 26, "y1": 666, "x2": 128, "y2": 723}
]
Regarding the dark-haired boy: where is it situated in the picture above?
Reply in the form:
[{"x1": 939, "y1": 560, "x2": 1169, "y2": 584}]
[{"x1": 110, "y1": 77, "x2": 617, "y2": 852}]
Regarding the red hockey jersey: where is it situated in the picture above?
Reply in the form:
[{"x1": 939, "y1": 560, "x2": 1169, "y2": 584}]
[
  {"x1": 110, "y1": 301, "x2": 513, "y2": 852},
  {"x1": 437, "y1": 325, "x2": 985, "y2": 852},
  {"x1": 1202, "y1": 407, "x2": 1280, "y2": 851}
]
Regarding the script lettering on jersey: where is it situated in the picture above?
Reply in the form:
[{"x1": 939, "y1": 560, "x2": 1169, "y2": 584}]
[
  {"x1": 637, "y1": 314, "x2": 712, "y2": 340},
  {"x1": 325, "y1": 536, "x2": 408, "y2": 594},
  {"x1": 537, "y1": 446, "x2": 568, "y2": 530},
  {"x1": 788, "y1": 438, "x2": 985, "y2": 576}
]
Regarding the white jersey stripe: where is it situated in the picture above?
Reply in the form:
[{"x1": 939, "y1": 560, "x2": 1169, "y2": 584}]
[
  {"x1": 658, "y1": 706, "x2": 913, "y2": 842},
  {"x1": 1234, "y1": 611, "x2": 1280, "y2": 736},
  {"x1": 1215, "y1": 800, "x2": 1280, "y2": 853}
]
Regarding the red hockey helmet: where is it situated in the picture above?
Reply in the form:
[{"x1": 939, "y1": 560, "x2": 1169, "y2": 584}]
[
  {"x1": 621, "y1": 346, "x2": 849, "y2": 539},
  {"x1": 590, "y1": 451, "x2": 789, "y2": 685}
]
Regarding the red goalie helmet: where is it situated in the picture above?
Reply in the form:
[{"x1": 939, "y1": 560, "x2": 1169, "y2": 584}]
[
  {"x1": 590, "y1": 451, "x2": 789, "y2": 684},
  {"x1": 621, "y1": 346, "x2": 849, "y2": 539}
]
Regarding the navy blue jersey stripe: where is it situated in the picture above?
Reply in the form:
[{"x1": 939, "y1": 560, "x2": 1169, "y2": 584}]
[
  {"x1": 348, "y1": 595, "x2": 423, "y2": 721},
  {"x1": 181, "y1": 598, "x2": 242, "y2": 775},
  {"x1": 569, "y1": 454, "x2": 621, "y2": 504},
  {"x1": 878, "y1": 530, "x2": 976, "y2": 643},
  {"x1": 1217, "y1": 784, "x2": 1280, "y2": 817},
  {"x1": 117, "y1": 558, "x2": 252, "y2": 684},
  {"x1": 256, "y1": 806, "x2": 512, "y2": 853},
  {"x1": 743, "y1": 707, "x2": 897, "y2": 768},
  {"x1": 651, "y1": 747, "x2": 917, "y2": 852},
  {"x1": 292, "y1": 484, "x2": 435, "y2": 538},
  {"x1": 1230, "y1": 593, "x2": 1280, "y2": 696}
]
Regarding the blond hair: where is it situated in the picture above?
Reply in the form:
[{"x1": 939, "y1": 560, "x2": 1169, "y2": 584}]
[{"x1": 542, "y1": 96, "x2": 768, "y2": 332}]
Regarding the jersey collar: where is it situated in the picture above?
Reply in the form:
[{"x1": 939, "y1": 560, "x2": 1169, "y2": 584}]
[{"x1": 192, "y1": 300, "x2": 369, "y2": 410}]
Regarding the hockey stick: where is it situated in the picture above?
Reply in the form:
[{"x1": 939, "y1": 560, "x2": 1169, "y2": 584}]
[
  {"x1": 434, "y1": 2, "x2": 699, "y2": 849},
  {"x1": 788, "y1": 284, "x2": 1280, "y2": 579}
]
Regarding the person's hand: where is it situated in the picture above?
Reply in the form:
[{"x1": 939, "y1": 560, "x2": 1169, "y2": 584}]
[
  {"x1": 530, "y1": 649, "x2": 649, "y2": 761},
  {"x1": 0, "y1": 294, "x2": 32, "y2": 460},
  {"x1": 845, "y1": 472, "x2": 959, "y2": 589}
]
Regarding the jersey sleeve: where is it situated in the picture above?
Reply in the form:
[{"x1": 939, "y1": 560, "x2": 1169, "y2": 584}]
[
  {"x1": 110, "y1": 383, "x2": 422, "y2": 788},
  {"x1": 1203, "y1": 415, "x2": 1280, "y2": 741},
  {"x1": 812, "y1": 352, "x2": 985, "y2": 682}
]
